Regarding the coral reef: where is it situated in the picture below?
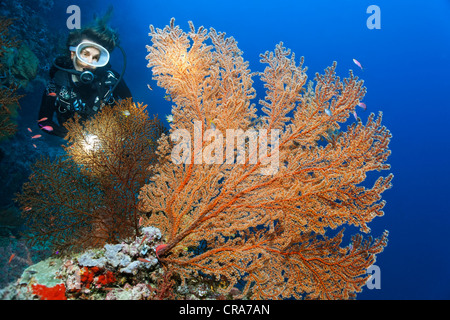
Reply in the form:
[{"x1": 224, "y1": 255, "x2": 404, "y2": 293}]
[
  {"x1": 0, "y1": 0, "x2": 63, "y2": 84},
  {"x1": 0, "y1": 3, "x2": 67, "y2": 289},
  {"x1": 138, "y1": 19, "x2": 393, "y2": 299},
  {"x1": 0, "y1": 86, "x2": 21, "y2": 142},
  {"x1": 5, "y1": 17, "x2": 392, "y2": 301},
  {"x1": 15, "y1": 99, "x2": 168, "y2": 253},
  {"x1": 0, "y1": 235, "x2": 34, "y2": 289},
  {"x1": 0, "y1": 131, "x2": 64, "y2": 289},
  {"x1": 0, "y1": 16, "x2": 23, "y2": 142},
  {"x1": 1, "y1": 43, "x2": 39, "y2": 88},
  {"x1": 0, "y1": 226, "x2": 237, "y2": 300}
]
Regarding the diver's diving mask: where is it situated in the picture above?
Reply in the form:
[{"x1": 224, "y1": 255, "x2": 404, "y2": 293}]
[
  {"x1": 53, "y1": 40, "x2": 126, "y2": 87},
  {"x1": 67, "y1": 41, "x2": 110, "y2": 84},
  {"x1": 69, "y1": 41, "x2": 110, "y2": 68}
]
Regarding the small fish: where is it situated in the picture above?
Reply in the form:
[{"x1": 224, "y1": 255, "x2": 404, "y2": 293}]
[
  {"x1": 40, "y1": 125, "x2": 53, "y2": 132},
  {"x1": 137, "y1": 258, "x2": 152, "y2": 263},
  {"x1": 166, "y1": 114, "x2": 173, "y2": 123},
  {"x1": 122, "y1": 110, "x2": 131, "y2": 117},
  {"x1": 47, "y1": 92, "x2": 57, "y2": 97},
  {"x1": 147, "y1": 84, "x2": 153, "y2": 91},
  {"x1": 352, "y1": 110, "x2": 358, "y2": 121},
  {"x1": 138, "y1": 216, "x2": 144, "y2": 226},
  {"x1": 357, "y1": 102, "x2": 367, "y2": 111},
  {"x1": 139, "y1": 235, "x2": 147, "y2": 246},
  {"x1": 353, "y1": 58, "x2": 363, "y2": 71},
  {"x1": 8, "y1": 254, "x2": 15, "y2": 264},
  {"x1": 164, "y1": 95, "x2": 171, "y2": 101},
  {"x1": 37, "y1": 117, "x2": 48, "y2": 122},
  {"x1": 324, "y1": 108, "x2": 332, "y2": 116},
  {"x1": 31, "y1": 134, "x2": 42, "y2": 139},
  {"x1": 33, "y1": 144, "x2": 37, "y2": 148},
  {"x1": 155, "y1": 244, "x2": 168, "y2": 258},
  {"x1": 24, "y1": 207, "x2": 32, "y2": 212},
  {"x1": 27, "y1": 128, "x2": 32, "y2": 132}
]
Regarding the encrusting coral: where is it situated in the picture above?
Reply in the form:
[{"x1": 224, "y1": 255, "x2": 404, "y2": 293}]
[
  {"x1": 138, "y1": 19, "x2": 393, "y2": 299},
  {"x1": 0, "y1": 226, "x2": 234, "y2": 300}
]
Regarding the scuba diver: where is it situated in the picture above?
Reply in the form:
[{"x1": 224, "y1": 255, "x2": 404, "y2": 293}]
[{"x1": 38, "y1": 18, "x2": 131, "y2": 138}]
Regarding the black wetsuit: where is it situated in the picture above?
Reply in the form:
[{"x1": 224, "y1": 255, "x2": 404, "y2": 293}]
[{"x1": 38, "y1": 56, "x2": 132, "y2": 138}]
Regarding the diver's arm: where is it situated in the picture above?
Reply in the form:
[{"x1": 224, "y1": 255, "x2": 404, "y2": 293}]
[{"x1": 38, "y1": 92, "x2": 68, "y2": 138}]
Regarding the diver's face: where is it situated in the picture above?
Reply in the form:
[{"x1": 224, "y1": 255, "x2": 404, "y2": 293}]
[{"x1": 71, "y1": 47, "x2": 101, "y2": 71}]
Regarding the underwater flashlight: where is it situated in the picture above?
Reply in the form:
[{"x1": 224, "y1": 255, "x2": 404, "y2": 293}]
[{"x1": 83, "y1": 134, "x2": 101, "y2": 152}]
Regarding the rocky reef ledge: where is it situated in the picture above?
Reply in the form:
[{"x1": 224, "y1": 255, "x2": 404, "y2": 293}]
[{"x1": 0, "y1": 226, "x2": 238, "y2": 300}]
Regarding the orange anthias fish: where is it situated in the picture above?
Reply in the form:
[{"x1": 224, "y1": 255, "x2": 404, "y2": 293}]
[
  {"x1": 27, "y1": 128, "x2": 32, "y2": 132},
  {"x1": 37, "y1": 117, "x2": 48, "y2": 122},
  {"x1": 40, "y1": 125, "x2": 53, "y2": 132},
  {"x1": 139, "y1": 235, "x2": 147, "y2": 246},
  {"x1": 155, "y1": 244, "x2": 168, "y2": 259},
  {"x1": 8, "y1": 254, "x2": 15, "y2": 264},
  {"x1": 353, "y1": 58, "x2": 363, "y2": 70},
  {"x1": 31, "y1": 134, "x2": 42, "y2": 139}
]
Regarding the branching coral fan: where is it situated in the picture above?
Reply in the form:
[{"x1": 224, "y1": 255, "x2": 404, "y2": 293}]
[
  {"x1": 16, "y1": 99, "x2": 167, "y2": 253},
  {"x1": 138, "y1": 19, "x2": 393, "y2": 299}
]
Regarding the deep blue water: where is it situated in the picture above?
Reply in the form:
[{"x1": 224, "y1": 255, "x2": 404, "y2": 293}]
[{"x1": 3, "y1": 0, "x2": 450, "y2": 299}]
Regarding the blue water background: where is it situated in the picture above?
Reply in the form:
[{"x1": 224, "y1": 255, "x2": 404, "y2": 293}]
[{"x1": 13, "y1": 0, "x2": 450, "y2": 299}]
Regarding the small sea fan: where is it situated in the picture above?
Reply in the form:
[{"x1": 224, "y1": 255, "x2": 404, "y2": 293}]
[{"x1": 16, "y1": 99, "x2": 167, "y2": 254}]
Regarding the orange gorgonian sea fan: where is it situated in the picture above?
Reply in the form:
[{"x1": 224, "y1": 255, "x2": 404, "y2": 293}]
[{"x1": 138, "y1": 18, "x2": 393, "y2": 299}]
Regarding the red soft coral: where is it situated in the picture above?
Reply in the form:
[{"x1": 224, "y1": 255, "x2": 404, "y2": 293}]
[
  {"x1": 80, "y1": 267, "x2": 95, "y2": 288},
  {"x1": 96, "y1": 271, "x2": 116, "y2": 287},
  {"x1": 31, "y1": 283, "x2": 67, "y2": 300}
]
